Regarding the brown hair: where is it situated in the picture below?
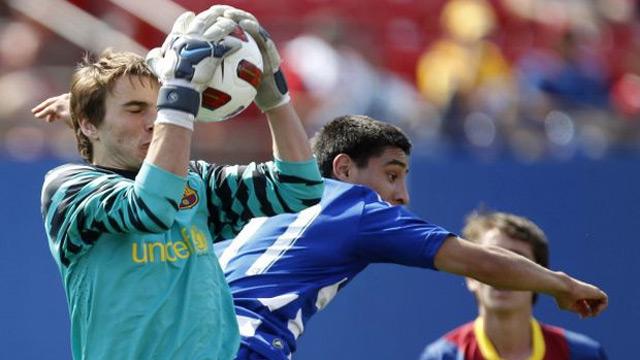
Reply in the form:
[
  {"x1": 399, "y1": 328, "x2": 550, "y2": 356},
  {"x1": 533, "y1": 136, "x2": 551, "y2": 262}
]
[
  {"x1": 463, "y1": 211, "x2": 549, "y2": 268},
  {"x1": 311, "y1": 115, "x2": 412, "y2": 178},
  {"x1": 463, "y1": 210, "x2": 549, "y2": 304},
  {"x1": 69, "y1": 49, "x2": 157, "y2": 162}
]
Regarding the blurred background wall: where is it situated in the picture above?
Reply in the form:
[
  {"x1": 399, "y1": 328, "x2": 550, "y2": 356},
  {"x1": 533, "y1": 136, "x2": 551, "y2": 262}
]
[{"x1": 0, "y1": 0, "x2": 638, "y2": 358}]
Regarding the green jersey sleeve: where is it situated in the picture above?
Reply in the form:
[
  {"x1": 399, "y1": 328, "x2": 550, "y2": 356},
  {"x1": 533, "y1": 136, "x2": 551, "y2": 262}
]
[
  {"x1": 41, "y1": 161, "x2": 186, "y2": 267},
  {"x1": 189, "y1": 157, "x2": 323, "y2": 241}
]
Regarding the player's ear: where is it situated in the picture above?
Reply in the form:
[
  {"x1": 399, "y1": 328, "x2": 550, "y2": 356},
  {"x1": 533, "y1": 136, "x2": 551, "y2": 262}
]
[
  {"x1": 332, "y1": 153, "x2": 354, "y2": 182},
  {"x1": 79, "y1": 118, "x2": 99, "y2": 140}
]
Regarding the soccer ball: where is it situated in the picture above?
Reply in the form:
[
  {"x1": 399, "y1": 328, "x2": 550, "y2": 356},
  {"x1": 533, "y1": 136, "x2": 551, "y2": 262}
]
[{"x1": 198, "y1": 26, "x2": 263, "y2": 122}]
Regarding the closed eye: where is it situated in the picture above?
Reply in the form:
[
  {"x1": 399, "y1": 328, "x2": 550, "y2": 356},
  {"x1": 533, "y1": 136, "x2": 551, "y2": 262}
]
[{"x1": 123, "y1": 101, "x2": 150, "y2": 114}]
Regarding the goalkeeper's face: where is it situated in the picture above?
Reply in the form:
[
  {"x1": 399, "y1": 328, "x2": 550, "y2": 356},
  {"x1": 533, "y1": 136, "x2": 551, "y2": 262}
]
[{"x1": 90, "y1": 75, "x2": 159, "y2": 170}]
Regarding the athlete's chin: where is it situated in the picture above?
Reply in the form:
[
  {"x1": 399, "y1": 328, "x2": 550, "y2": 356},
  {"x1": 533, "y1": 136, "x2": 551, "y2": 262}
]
[
  {"x1": 483, "y1": 291, "x2": 531, "y2": 312},
  {"x1": 131, "y1": 152, "x2": 146, "y2": 169},
  {"x1": 139, "y1": 147, "x2": 149, "y2": 159}
]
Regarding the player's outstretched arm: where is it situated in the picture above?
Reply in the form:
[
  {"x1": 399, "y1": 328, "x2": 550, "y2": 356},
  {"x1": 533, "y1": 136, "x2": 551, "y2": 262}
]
[{"x1": 434, "y1": 236, "x2": 608, "y2": 318}]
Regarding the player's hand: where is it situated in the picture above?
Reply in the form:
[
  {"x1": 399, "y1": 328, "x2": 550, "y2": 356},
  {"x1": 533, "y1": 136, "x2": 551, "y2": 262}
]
[
  {"x1": 217, "y1": 7, "x2": 291, "y2": 112},
  {"x1": 553, "y1": 272, "x2": 608, "y2": 318},
  {"x1": 148, "y1": 12, "x2": 241, "y2": 129},
  {"x1": 149, "y1": 11, "x2": 241, "y2": 91},
  {"x1": 31, "y1": 93, "x2": 72, "y2": 127},
  {"x1": 151, "y1": 6, "x2": 235, "y2": 64}
]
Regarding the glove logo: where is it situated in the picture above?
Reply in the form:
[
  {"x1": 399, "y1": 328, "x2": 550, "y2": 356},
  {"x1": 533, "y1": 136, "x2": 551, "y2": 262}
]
[
  {"x1": 168, "y1": 91, "x2": 179, "y2": 102},
  {"x1": 179, "y1": 183, "x2": 199, "y2": 210}
]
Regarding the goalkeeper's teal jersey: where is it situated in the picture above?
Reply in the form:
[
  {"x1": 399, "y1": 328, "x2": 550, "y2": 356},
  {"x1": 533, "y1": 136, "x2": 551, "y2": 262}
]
[{"x1": 41, "y1": 159, "x2": 323, "y2": 360}]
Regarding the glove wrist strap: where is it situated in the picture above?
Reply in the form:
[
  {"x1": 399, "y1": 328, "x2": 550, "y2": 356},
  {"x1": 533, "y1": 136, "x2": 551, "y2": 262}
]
[
  {"x1": 257, "y1": 68, "x2": 291, "y2": 112},
  {"x1": 157, "y1": 85, "x2": 200, "y2": 116},
  {"x1": 259, "y1": 94, "x2": 291, "y2": 113},
  {"x1": 156, "y1": 85, "x2": 201, "y2": 130},
  {"x1": 156, "y1": 109, "x2": 195, "y2": 131}
]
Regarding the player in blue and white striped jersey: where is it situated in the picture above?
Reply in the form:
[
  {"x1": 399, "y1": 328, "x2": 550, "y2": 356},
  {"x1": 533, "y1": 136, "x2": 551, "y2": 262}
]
[
  {"x1": 37, "y1": 9, "x2": 322, "y2": 360},
  {"x1": 214, "y1": 115, "x2": 608, "y2": 360}
]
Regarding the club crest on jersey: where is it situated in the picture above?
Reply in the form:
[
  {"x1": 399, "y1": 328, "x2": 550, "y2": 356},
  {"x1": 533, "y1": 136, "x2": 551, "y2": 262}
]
[{"x1": 179, "y1": 183, "x2": 199, "y2": 209}]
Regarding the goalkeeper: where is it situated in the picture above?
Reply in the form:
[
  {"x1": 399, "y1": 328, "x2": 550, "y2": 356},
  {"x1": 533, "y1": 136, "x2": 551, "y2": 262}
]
[{"x1": 37, "y1": 10, "x2": 322, "y2": 360}]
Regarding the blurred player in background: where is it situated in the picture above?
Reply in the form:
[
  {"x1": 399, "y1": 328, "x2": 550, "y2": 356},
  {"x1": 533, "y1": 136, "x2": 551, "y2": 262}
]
[
  {"x1": 214, "y1": 111, "x2": 607, "y2": 359},
  {"x1": 420, "y1": 211, "x2": 607, "y2": 360},
  {"x1": 37, "y1": 7, "x2": 322, "y2": 359}
]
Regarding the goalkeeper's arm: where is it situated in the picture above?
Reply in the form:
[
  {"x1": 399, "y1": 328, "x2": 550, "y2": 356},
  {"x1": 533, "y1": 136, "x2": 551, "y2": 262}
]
[{"x1": 208, "y1": 5, "x2": 313, "y2": 162}]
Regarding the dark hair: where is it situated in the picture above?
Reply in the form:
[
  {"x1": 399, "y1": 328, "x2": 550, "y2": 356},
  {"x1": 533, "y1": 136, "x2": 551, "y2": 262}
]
[
  {"x1": 69, "y1": 49, "x2": 157, "y2": 162},
  {"x1": 311, "y1": 115, "x2": 412, "y2": 178},
  {"x1": 463, "y1": 210, "x2": 549, "y2": 303}
]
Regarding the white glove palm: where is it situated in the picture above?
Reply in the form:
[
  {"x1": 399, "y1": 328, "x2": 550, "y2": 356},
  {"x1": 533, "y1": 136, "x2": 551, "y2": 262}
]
[{"x1": 146, "y1": 11, "x2": 241, "y2": 129}]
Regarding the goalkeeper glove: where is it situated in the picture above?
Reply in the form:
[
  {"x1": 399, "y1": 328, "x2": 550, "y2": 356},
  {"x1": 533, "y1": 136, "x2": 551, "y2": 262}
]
[
  {"x1": 213, "y1": 6, "x2": 291, "y2": 112},
  {"x1": 146, "y1": 12, "x2": 241, "y2": 130}
]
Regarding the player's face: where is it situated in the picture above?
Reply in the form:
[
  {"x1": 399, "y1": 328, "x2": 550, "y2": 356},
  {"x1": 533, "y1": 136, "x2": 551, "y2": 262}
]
[
  {"x1": 467, "y1": 229, "x2": 536, "y2": 315},
  {"x1": 350, "y1": 147, "x2": 410, "y2": 205},
  {"x1": 91, "y1": 76, "x2": 158, "y2": 170}
]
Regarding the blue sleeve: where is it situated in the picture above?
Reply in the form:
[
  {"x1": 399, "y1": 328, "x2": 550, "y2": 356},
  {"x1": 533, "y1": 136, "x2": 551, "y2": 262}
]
[
  {"x1": 353, "y1": 196, "x2": 452, "y2": 269},
  {"x1": 420, "y1": 338, "x2": 460, "y2": 360}
]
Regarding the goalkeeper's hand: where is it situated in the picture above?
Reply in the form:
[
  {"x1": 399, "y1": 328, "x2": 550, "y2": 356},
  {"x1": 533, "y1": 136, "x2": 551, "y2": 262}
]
[
  {"x1": 205, "y1": 5, "x2": 290, "y2": 112},
  {"x1": 146, "y1": 11, "x2": 241, "y2": 130}
]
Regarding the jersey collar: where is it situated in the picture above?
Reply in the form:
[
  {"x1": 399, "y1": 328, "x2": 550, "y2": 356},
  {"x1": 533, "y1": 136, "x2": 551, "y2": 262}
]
[
  {"x1": 94, "y1": 164, "x2": 139, "y2": 180},
  {"x1": 473, "y1": 316, "x2": 545, "y2": 360}
]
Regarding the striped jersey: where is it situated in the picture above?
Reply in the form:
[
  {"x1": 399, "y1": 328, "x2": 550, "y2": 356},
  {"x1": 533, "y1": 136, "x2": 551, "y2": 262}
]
[
  {"x1": 215, "y1": 178, "x2": 452, "y2": 359},
  {"x1": 421, "y1": 318, "x2": 607, "y2": 360},
  {"x1": 41, "y1": 158, "x2": 322, "y2": 360}
]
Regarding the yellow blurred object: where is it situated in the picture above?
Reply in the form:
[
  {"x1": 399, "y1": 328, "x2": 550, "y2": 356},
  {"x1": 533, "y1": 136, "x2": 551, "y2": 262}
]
[
  {"x1": 442, "y1": 0, "x2": 496, "y2": 42},
  {"x1": 416, "y1": 39, "x2": 511, "y2": 108},
  {"x1": 417, "y1": 0, "x2": 511, "y2": 108}
]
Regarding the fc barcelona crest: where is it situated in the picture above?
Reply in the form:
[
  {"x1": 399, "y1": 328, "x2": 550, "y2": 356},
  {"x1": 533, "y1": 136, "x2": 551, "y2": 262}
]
[{"x1": 179, "y1": 183, "x2": 199, "y2": 210}]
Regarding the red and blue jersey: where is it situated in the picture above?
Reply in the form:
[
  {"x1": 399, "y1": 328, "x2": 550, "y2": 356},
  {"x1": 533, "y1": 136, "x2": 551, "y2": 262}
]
[{"x1": 421, "y1": 318, "x2": 607, "y2": 360}]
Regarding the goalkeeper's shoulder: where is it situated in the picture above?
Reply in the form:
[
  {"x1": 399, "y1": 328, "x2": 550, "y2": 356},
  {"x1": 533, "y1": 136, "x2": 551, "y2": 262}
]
[
  {"x1": 271, "y1": 157, "x2": 323, "y2": 187},
  {"x1": 188, "y1": 158, "x2": 322, "y2": 184},
  {"x1": 42, "y1": 163, "x2": 103, "y2": 192},
  {"x1": 41, "y1": 163, "x2": 106, "y2": 216},
  {"x1": 187, "y1": 158, "x2": 323, "y2": 209},
  {"x1": 268, "y1": 157, "x2": 324, "y2": 211}
]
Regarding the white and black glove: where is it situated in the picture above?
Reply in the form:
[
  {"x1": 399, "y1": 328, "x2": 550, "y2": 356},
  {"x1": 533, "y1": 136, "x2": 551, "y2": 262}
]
[
  {"x1": 212, "y1": 6, "x2": 291, "y2": 112},
  {"x1": 146, "y1": 11, "x2": 241, "y2": 130}
]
